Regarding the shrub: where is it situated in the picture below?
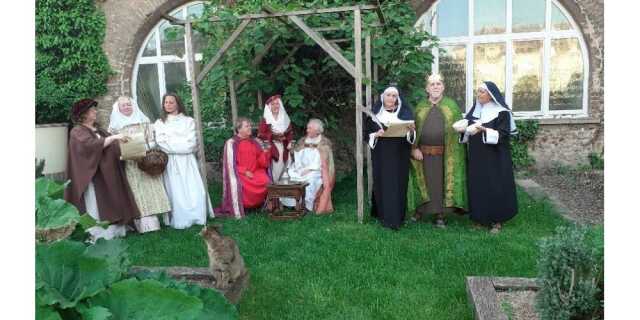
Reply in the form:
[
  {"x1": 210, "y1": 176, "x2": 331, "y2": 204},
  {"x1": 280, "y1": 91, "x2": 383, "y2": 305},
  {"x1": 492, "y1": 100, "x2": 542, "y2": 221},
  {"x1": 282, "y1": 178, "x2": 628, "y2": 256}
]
[
  {"x1": 511, "y1": 119, "x2": 539, "y2": 169},
  {"x1": 588, "y1": 152, "x2": 604, "y2": 170},
  {"x1": 535, "y1": 225, "x2": 604, "y2": 320},
  {"x1": 36, "y1": 0, "x2": 112, "y2": 124}
]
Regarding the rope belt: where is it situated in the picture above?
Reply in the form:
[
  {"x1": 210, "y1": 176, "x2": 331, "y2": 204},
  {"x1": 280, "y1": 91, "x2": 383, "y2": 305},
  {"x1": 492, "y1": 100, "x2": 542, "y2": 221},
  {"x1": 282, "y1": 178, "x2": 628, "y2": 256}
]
[{"x1": 420, "y1": 145, "x2": 444, "y2": 156}]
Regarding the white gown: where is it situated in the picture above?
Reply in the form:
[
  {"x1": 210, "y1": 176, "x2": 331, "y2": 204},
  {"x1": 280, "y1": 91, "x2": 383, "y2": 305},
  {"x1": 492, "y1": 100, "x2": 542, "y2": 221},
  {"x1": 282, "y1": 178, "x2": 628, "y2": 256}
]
[
  {"x1": 280, "y1": 135, "x2": 323, "y2": 211},
  {"x1": 154, "y1": 114, "x2": 211, "y2": 229}
]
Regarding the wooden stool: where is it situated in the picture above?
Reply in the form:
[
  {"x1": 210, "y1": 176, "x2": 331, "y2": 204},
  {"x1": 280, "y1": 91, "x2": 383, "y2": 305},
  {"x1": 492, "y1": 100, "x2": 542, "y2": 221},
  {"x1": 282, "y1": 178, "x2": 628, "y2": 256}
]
[{"x1": 266, "y1": 182, "x2": 309, "y2": 220}]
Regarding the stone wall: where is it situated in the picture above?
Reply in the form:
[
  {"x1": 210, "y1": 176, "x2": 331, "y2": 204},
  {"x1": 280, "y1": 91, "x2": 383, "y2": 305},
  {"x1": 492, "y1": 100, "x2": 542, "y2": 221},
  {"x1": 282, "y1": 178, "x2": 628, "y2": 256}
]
[{"x1": 96, "y1": 0, "x2": 604, "y2": 168}]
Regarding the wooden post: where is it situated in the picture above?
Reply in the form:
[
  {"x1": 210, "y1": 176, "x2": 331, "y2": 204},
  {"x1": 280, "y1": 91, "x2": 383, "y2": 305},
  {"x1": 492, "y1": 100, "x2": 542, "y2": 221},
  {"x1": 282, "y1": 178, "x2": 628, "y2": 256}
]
[
  {"x1": 196, "y1": 18, "x2": 252, "y2": 84},
  {"x1": 229, "y1": 78, "x2": 238, "y2": 126},
  {"x1": 256, "y1": 91, "x2": 263, "y2": 111},
  {"x1": 185, "y1": 19, "x2": 209, "y2": 193},
  {"x1": 354, "y1": 8, "x2": 364, "y2": 223},
  {"x1": 365, "y1": 33, "x2": 373, "y2": 204}
]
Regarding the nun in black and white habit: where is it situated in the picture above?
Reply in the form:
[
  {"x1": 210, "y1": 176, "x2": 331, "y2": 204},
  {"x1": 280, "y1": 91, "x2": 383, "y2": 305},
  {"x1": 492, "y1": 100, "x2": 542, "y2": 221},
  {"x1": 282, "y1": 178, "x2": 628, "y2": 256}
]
[
  {"x1": 364, "y1": 86, "x2": 416, "y2": 230},
  {"x1": 454, "y1": 81, "x2": 518, "y2": 233}
]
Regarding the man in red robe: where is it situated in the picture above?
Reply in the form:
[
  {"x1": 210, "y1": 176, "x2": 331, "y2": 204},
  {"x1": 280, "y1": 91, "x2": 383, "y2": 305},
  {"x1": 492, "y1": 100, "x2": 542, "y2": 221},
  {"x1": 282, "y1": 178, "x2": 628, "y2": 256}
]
[{"x1": 215, "y1": 117, "x2": 272, "y2": 218}]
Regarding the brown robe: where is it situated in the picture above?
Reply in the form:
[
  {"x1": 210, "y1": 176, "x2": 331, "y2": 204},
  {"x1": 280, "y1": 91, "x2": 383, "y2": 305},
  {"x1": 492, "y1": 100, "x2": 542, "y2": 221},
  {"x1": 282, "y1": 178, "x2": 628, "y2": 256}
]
[
  {"x1": 418, "y1": 105, "x2": 454, "y2": 215},
  {"x1": 64, "y1": 125, "x2": 140, "y2": 224}
]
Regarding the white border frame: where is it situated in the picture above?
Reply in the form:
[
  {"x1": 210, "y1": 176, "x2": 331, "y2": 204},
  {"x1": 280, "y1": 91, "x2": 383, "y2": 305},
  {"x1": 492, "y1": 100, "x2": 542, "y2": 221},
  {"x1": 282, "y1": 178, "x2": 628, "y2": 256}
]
[{"x1": 418, "y1": 0, "x2": 590, "y2": 119}]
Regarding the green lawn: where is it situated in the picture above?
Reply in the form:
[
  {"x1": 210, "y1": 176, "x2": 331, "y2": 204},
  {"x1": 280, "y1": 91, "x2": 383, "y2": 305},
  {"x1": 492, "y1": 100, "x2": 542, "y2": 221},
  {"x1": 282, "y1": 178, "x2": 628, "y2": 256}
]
[{"x1": 124, "y1": 175, "x2": 567, "y2": 319}]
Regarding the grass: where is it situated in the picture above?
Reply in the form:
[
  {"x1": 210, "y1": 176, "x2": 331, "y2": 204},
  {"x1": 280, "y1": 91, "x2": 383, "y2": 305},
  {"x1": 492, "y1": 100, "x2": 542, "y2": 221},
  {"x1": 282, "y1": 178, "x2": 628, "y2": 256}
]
[{"x1": 124, "y1": 175, "x2": 568, "y2": 319}]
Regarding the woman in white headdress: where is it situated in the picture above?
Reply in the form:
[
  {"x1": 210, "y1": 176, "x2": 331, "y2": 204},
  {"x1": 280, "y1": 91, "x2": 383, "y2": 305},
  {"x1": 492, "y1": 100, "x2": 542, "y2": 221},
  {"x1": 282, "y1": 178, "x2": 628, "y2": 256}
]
[
  {"x1": 258, "y1": 95, "x2": 295, "y2": 183},
  {"x1": 456, "y1": 81, "x2": 518, "y2": 233},
  {"x1": 108, "y1": 96, "x2": 171, "y2": 233}
]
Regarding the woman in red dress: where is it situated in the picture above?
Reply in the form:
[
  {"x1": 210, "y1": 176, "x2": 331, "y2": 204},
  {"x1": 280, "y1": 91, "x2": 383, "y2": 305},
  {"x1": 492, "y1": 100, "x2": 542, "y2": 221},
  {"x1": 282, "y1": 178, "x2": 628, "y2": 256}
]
[{"x1": 258, "y1": 95, "x2": 294, "y2": 183}]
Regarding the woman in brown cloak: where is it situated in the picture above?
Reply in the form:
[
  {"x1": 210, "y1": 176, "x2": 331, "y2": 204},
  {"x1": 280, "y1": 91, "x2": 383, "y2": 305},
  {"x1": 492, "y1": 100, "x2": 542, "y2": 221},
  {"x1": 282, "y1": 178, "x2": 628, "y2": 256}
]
[{"x1": 64, "y1": 99, "x2": 140, "y2": 241}]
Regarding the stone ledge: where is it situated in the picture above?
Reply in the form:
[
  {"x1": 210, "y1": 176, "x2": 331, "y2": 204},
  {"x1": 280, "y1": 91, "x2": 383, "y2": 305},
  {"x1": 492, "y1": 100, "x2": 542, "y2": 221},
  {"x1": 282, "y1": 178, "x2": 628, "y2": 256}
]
[
  {"x1": 538, "y1": 118, "x2": 601, "y2": 125},
  {"x1": 466, "y1": 276, "x2": 540, "y2": 320}
]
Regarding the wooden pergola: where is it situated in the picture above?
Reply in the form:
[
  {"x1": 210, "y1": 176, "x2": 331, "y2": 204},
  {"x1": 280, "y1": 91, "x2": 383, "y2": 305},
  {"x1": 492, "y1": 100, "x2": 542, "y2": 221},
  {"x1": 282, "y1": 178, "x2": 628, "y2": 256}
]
[{"x1": 166, "y1": 4, "x2": 385, "y2": 222}]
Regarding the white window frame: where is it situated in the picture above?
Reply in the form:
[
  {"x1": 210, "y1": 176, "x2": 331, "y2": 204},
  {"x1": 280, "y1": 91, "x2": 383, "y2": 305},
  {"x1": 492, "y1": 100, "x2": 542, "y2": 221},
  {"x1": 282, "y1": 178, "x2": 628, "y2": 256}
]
[
  {"x1": 418, "y1": 0, "x2": 589, "y2": 119},
  {"x1": 132, "y1": 1, "x2": 205, "y2": 110}
]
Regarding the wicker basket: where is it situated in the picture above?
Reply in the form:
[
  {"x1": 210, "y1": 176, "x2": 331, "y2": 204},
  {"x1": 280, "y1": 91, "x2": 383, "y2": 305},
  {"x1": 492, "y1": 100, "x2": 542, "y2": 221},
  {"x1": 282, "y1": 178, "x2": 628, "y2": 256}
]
[
  {"x1": 36, "y1": 222, "x2": 77, "y2": 243},
  {"x1": 137, "y1": 148, "x2": 168, "y2": 176}
]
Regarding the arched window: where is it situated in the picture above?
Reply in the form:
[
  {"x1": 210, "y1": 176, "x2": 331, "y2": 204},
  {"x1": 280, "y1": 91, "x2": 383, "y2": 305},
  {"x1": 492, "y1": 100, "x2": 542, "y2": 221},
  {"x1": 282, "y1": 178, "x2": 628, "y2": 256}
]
[
  {"x1": 132, "y1": 1, "x2": 207, "y2": 121},
  {"x1": 416, "y1": 0, "x2": 589, "y2": 118}
]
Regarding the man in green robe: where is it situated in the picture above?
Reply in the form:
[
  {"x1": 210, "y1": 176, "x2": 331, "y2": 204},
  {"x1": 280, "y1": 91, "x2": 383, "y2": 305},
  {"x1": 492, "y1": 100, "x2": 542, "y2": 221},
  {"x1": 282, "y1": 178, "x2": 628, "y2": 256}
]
[{"x1": 408, "y1": 73, "x2": 468, "y2": 227}]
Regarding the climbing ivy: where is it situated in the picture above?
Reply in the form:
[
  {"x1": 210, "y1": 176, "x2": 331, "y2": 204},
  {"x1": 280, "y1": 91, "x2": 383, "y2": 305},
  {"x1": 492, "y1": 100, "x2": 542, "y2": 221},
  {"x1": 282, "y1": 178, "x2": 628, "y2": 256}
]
[{"x1": 36, "y1": 0, "x2": 112, "y2": 124}]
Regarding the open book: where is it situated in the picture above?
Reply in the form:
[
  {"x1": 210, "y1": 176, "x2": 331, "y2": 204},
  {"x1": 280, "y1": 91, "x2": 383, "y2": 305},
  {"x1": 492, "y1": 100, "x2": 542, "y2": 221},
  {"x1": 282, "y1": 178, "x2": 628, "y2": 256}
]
[{"x1": 381, "y1": 120, "x2": 414, "y2": 138}]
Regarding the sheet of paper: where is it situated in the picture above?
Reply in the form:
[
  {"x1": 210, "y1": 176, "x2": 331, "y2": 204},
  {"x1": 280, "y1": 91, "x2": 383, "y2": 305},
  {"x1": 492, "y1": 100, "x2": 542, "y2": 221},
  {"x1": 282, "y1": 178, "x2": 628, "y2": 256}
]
[{"x1": 381, "y1": 120, "x2": 414, "y2": 138}]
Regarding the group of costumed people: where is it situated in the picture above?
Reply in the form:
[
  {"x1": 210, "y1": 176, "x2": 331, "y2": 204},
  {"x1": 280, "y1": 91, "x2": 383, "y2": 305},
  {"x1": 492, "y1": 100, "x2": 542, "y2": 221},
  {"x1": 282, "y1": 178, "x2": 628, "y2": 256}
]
[
  {"x1": 216, "y1": 95, "x2": 335, "y2": 218},
  {"x1": 64, "y1": 93, "x2": 213, "y2": 242},
  {"x1": 63, "y1": 72, "x2": 517, "y2": 237},
  {"x1": 365, "y1": 73, "x2": 518, "y2": 233}
]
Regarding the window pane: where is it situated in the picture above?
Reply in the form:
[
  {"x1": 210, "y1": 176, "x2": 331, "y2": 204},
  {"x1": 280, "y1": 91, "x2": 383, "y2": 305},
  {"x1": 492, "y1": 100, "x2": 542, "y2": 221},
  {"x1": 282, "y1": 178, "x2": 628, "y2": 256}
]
[
  {"x1": 142, "y1": 31, "x2": 157, "y2": 57},
  {"x1": 512, "y1": 0, "x2": 545, "y2": 33},
  {"x1": 551, "y1": 3, "x2": 572, "y2": 31},
  {"x1": 473, "y1": 43, "x2": 506, "y2": 92},
  {"x1": 512, "y1": 40, "x2": 543, "y2": 112},
  {"x1": 164, "y1": 62, "x2": 187, "y2": 95},
  {"x1": 437, "y1": 0, "x2": 468, "y2": 37},
  {"x1": 160, "y1": 20, "x2": 185, "y2": 58},
  {"x1": 136, "y1": 64, "x2": 161, "y2": 121},
  {"x1": 549, "y1": 38, "x2": 583, "y2": 111},
  {"x1": 474, "y1": 0, "x2": 506, "y2": 35},
  {"x1": 439, "y1": 45, "x2": 467, "y2": 111},
  {"x1": 187, "y1": 3, "x2": 205, "y2": 19}
]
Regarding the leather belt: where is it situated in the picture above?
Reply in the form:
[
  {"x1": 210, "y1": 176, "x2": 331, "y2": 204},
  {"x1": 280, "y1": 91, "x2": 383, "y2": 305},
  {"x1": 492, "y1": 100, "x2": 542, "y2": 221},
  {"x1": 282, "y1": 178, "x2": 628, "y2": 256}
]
[{"x1": 420, "y1": 145, "x2": 444, "y2": 156}]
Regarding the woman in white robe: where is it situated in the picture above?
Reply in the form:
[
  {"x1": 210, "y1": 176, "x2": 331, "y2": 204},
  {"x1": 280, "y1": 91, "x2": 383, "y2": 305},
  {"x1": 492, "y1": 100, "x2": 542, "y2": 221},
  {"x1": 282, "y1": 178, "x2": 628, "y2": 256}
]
[
  {"x1": 108, "y1": 96, "x2": 171, "y2": 233},
  {"x1": 154, "y1": 93, "x2": 213, "y2": 229}
]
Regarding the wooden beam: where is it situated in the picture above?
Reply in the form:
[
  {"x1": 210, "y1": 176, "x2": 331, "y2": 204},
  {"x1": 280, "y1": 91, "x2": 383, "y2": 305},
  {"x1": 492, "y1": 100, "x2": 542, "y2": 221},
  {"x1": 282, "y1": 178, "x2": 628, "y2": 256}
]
[
  {"x1": 207, "y1": 5, "x2": 379, "y2": 22},
  {"x1": 288, "y1": 15, "x2": 356, "y2": 78},
  {"x1": 365, "y1": 33, "x2": 373, "y2": 204},
  {"x1": 354, "y1": 8, "x2": 364, "y2": 223},
  {"x1": 229, "y1": 78, "x2": 238, "y2": 126},
  {"x1": 185, "y1": 19, "x2": 209, "y2": 207},
  {"x1": 196, "y1": 18, "x2": 252, "y2": 84}
]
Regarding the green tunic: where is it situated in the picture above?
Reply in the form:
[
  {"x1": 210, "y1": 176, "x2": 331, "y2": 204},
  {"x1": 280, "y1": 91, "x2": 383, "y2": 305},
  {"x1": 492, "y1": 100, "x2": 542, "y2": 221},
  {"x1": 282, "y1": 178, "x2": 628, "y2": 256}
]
[{"x1": 407, "y1": 97, "x2": 468, "y2": 215}]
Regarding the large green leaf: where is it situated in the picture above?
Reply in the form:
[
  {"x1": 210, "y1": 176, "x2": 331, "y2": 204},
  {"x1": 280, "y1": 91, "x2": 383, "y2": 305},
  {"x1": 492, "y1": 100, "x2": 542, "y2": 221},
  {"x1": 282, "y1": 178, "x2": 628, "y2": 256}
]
[
  {"x1": 131, "y1": 271, "x2": 238, "y2": 320},
  {"x1": 88, "y1": 278, "x2": 203, "y2": 320},
  {"x1": 36, "y1": 197, "x2": 81, "y2": 230},
  {"x1": 35, "y1": 178, "x2": 69, "y2": 202},
  {"x1": 76, "y1": 304, "x2": 112, "y2": 320},
  {"x1": 36, "y1": 305, "x2": 62, "y2": 320},
  {"x1": 36, "y1": 240, "x2": 114, "y2": 308},
  {"x1": 85, "y1": 239, "x2": 130, "y2": 284}
]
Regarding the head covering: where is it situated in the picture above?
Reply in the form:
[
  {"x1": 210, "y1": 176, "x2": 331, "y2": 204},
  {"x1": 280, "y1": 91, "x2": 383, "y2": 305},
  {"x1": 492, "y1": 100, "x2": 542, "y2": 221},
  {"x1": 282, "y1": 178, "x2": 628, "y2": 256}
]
[
  {"x1": 71, "y1": 99, "x2": 98, "y2": 121},
  {"x1": 108, "y1": 97, "x2": 151, "y2": 132},
  {"x1": 471, "y1": 81, "x2": 518, "y2": 135},
  {"x1": 427, "y1": 73, "x2": 444, "y2": 85},
  {"x1": 372, "y1": 86, "x2": 414, "y2": 121},
  {"x1": 263, "y1": 95, "x2": 291, "y2": 134}
]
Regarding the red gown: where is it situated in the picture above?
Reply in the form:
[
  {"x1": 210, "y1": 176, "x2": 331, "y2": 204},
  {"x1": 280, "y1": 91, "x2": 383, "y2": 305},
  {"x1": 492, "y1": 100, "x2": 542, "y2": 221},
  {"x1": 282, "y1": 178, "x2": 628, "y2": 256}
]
[{"x1": 236, "y1": 139, "x2": 271, "y2": 208}]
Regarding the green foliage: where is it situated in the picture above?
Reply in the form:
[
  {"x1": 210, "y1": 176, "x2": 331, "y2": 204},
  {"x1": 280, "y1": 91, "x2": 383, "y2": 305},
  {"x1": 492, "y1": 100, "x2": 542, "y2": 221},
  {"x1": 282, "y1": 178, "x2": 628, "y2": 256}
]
[
  {"x1": 36, "y1": 0, "x2": 112, "y2": 124},
  {"x1": 535, "y1": 225, "x2": 604, "y2": 320},
  {"x1": 36, "y1": 239, "x2": 238, "y2": 320},
  {"x1": 35, "y1": 178, "x2": 80, "y2": 240},
  {"x1": 190, "y1": 0, "x2": 434, "y2": 158},
  {"x1": 511, "y1": 119, "x2": 539, "y2": 169},
  {"x1": 588, "y1": 152, "x2": 604, "y2": 170}
]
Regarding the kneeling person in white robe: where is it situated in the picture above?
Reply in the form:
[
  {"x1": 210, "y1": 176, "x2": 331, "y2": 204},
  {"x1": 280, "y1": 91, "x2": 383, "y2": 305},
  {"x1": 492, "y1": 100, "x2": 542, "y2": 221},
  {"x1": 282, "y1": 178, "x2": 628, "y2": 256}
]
[{"x1": 281, "y1": 119, "x2": 334, "y2": 212}]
